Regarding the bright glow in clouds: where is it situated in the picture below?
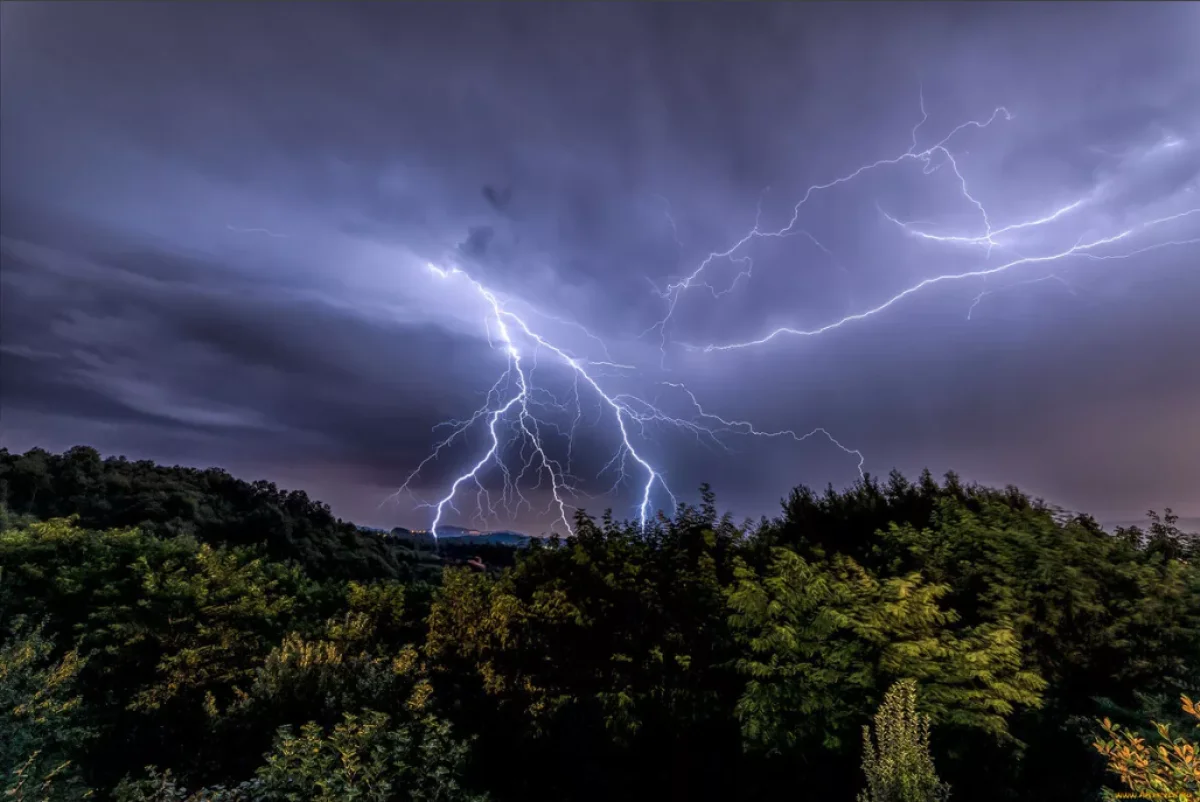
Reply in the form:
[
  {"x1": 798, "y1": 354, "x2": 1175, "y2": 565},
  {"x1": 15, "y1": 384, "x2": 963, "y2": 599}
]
[
  {"x1": 393, "y1": 263, "x2": 864, "y2": 537},
  {"x1": 398, "y1": 94, "x2": 1199, "y2": 537}
]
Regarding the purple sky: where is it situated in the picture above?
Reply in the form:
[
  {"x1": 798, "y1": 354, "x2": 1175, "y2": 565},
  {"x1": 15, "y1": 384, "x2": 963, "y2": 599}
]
[{"x1": 2, "y1": 3, "x2": 1198, "y2": 534}]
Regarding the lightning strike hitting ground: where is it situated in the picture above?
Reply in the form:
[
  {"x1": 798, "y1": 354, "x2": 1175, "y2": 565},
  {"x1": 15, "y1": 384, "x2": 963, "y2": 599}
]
[
  {"x1": 394, "y1": 261, "x2": 866, "y2": 537},
  {"x1": 400, "y1": 93, "x2": 1196, "y2": 539},
  {"x1": 393, "y1": 263, "x2": 676, "y2": 537}
]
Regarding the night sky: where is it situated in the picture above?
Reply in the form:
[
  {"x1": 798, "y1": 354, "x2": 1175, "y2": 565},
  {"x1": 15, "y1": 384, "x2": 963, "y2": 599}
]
[{"x1": 2, "y1": 3, "x2": 1198, "y2": 534}]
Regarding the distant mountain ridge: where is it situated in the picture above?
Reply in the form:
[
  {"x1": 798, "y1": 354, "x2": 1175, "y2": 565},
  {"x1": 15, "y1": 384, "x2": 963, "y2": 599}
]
[
  {"x1": 362, "y1": 524, "x2": 533, "y2": 546},
  {"x1": 362, "y1": 516, "x2": 1200, "y2": 546},
  {"x1": 363, "y1": 518, "x2": 1200, "y2": 544}
]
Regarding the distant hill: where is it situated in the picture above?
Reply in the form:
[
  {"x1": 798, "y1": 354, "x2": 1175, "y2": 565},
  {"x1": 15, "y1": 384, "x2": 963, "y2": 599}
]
[
  {"x1": 455, "y1": 530, "x2": 532, "y2": 546},
  {"x1": 0, "y1": 446, "x2": 417, "y2": 582},
  {"x1": 381, "y1": 525, "x2": 533, "y2": 547}
]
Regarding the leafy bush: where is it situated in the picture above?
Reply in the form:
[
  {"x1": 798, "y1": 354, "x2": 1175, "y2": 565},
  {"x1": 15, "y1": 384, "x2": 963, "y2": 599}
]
[
  {"x1": 115, "y1": 711, "x2": 483, "y2": 802},
  {"x1": 858, "y1": 679, "x2": 951, "y2": 802},
  {"x1": 1, "y1": 620, "x2": 93, "y2": 800}
]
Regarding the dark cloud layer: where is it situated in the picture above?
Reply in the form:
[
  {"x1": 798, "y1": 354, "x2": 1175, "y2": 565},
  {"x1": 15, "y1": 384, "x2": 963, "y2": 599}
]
[{"x1": 2, "y1": 2, "x2": 1198, "y2": 531}]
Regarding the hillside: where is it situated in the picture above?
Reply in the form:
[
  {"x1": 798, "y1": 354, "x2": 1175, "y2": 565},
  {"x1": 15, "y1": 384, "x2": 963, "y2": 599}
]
[
  {"x1": 1, "y1": 447, "x2": 1197, "y2": 802},
  {"x1": 388, "y1": 525, "x2": 533, "y2": 547},
  {"x1": 0, "y1": 446, "x2": 428, "y2": 582}
]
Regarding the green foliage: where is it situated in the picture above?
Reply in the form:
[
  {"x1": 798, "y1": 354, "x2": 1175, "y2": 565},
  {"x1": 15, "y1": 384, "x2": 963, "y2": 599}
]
[
  {"x1": 0, "y1": 518, "x2": 311, "y2": 707},
  {"x1": 879, "y1": 498, "x2": 1200, "y2": 695},
  {"x1": 1, "y1": 620, "x2": 93, "y2": 799},
  {"x1": 1, "y1": 451, "x2": 1197, "y2": 802},
  {"x1": 257, "y1": 711, "x2": 482, "y2": 802},
  {"x1": 0, "y1": 517, "x2": 319, "y2": 790},
  {"x1": 727, "y1": 548, "x2": 1045, "y2": 752},
  {"x1": 877, "y1": 496, "x2": 1200, "y2": 798},
  {"x1": 423, "y1": 496, "x2": 745, "y2": 800},
  {"x1": 0, "y1": 446, "x2": 414, "y2": 581},
  {"x1": 858, "y1": 679, "x2": 951, "y2": 802},
  {"x1": 222, "y1": 579, "x2": 429, "y2": 758},
  {"x1": 120, "y1": 543, "x2": 305, "y2": 714},
  {"x1": 115, "y1": 711, "x2": 482, "y2": 802},
  {"x1": 1115, "y1": 509, "x2": 1199, "y2": 561}
]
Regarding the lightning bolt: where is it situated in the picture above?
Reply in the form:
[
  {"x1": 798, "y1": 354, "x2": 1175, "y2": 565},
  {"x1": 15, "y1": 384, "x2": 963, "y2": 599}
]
[
  {"x1": 394, "y1": 257, "x2": 867, "y2": 537},
  {"x1": 647, "y1": 102, "x2": 1018, "y2": 348},
  {"x1": 645, "y1": 92, "x2": 1197, "y2": 354},
  {"x1": 394, "y1": 263, "x2": 675, "y2": 537},
  {"x1": 966, "y1": 274, "x2": 1077, "y2": 321},
  {"x1": 880, "y1": 199, "x2": 1086, "y2": 248},
  {"x1": 398, "y1": 92, "x2": 1195, "y2": 539},
  {"x1": 697, "y1": 209, "x2": 1199, "y2": 352},
  {"x1": 623, "y1": 382, "x2": 865, "y2": 477}
]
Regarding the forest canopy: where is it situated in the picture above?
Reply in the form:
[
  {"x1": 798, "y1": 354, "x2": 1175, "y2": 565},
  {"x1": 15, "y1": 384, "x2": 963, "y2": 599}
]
[{"x1": 1, "y1": 446, "x2": 1197, "y2": 801}]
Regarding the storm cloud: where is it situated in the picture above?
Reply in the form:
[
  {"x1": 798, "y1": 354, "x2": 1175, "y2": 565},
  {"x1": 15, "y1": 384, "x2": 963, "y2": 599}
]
[{"x1": 2, "y1": 2, "x2": 1198, "y2": 532}]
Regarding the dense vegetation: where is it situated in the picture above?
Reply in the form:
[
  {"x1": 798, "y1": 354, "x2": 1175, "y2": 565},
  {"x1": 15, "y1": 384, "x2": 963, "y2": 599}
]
[{"x1": 2, "y1": 446, "x2": 1198, "y2": 801}]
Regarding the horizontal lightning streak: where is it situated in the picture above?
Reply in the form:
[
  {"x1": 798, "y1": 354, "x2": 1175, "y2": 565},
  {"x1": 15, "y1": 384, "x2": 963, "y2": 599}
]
[
  {"x1": 647, "y1": 105, "x2": 1017, "y2": 348},
  {"x1": 642, "y1": 91, "x2": 1197, "y2": 357},
  {"x1": 653, "y1": 382, "x2": 865, "y2": 476},
  {"x1": 881, "y1": 198, "x2": 1087, "y2": 247},
  {"x1": 698, "y1": 209, "x2": 1199, "y2": 352},
  {"x1": 396, "y1": 92, "x2": 1195, "y2": 539}
]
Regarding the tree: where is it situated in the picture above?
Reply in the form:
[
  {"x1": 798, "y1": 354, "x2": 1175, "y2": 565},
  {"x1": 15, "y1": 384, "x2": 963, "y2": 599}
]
[
  {"x1": 0, "y1": 447, "x2": 415, "y2": 582},
  {"x1": 423, "y1": 502, "x2": 746, "y2": 802},
  {"x1": 115, "y1": 711, "x2": 484, "y2": 802},
  {"x1": 858, "y1": 679, "x2": 951, "y2": 802},
  {"x1": 1, "y1": 620, "x2": 93, "y2": 800},
  {"x1": 726, "y1": 548, "x2": 1045, "y2": 754},
  {"x1": 0, "y1": 517, "x2": 320, "y2": 791},
  {"x1": 213, "y1": 579, "x2": 430, "y2": 779},
  {"x1": 880, "y1": 498, "x2": 1200, "y2": 800},
  {"x1": 4, "y1": 449, "x2": 1198, "y2": 802}
]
